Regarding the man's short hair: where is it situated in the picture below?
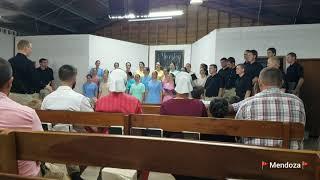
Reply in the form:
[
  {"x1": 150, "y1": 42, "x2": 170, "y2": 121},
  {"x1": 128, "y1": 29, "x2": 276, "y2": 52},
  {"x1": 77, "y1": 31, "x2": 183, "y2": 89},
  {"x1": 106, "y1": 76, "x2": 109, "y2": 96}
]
[
  {"x1": 259, "y1": 67, "x2": 283, "y2": 87},
  {"x1": 114, "y1": 62, "x2": 119, "y2": 66},
  {"x1": 287, "y1": 52, "x2": 297, "y2": 59},
  {"x1": 58, "y1": 65, "x2": 77, "y2": 81},
  {"x1": 267, "y1": 48, "x2": 277, "y2": 55},
  {"x1": 0, "y1": 57, "x2": 12, "y2": 88},
  {"x1": 220, "y1": 57, "x2": 227, "y2": 61},
  {"x1": 209, "y1": 97, "x2": 229, "y2": 118},
  {"x1": 191, "y1": 87, "x2": 204, "y2": 99},
  {"x1": 126, "y1": 62, "x2": 131, "y2": 66},
  {"x1": 250, "y1": 50, "x2": 258, "y2": 58},
  {"x1": 227, "y1": 57, "x2": 235, "y2": 64},
  {"x1": 39, "y1": 58, "x2": 48, "y2": 63},
  {"x1": 237, "y1": 64, "x2": 246, "y2": 73},
  {"x1": 210, "y1": 64, "x2": 217, "y2": 69},
  {"x1": 17, "y1": 40, "x2": 31, "y2": 50}
]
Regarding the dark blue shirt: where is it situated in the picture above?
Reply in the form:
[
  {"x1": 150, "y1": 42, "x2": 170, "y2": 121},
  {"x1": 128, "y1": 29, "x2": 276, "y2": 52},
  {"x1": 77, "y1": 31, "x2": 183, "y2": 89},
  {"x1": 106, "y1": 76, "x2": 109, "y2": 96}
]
[
  {"x1": 8, "y1": 53, "x2": 36, "y2": 94},
  {"x1": 245, "y1": 61, "x2": 263, "y2": 81},
  {"x1": 204, "y1": 74, "x2": 223, "y2": 97},
  {"x1": 235, "y1": 74, "x2": 252, "y2": 100},
  {"x1": 225, "y1": 68, "x2": 237, "y2": 89}
]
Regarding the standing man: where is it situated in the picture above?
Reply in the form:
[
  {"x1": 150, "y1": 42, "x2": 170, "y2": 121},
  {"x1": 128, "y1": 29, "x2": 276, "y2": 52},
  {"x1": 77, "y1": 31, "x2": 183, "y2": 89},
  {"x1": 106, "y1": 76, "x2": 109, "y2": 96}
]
[
  {"x1": 235, "y1": 64, "x2": 252, "y2": 100},
  {"x1": 267, "y1": 56, "x2": 287, "y2": 92},
  {"x1": 267, "y1": 47, "x2": 277, "y2": 58},
  {"x1": 245, "y1": 50, "x2": 263, "y2": 94},
  {"x1": 204, "y1": 64, "x2": 223, "y2": 100},
  {"x1": 243, "y1": 50, "x2": 250, "y2": 65},
  {"x1": 125, "y1": 62, "x2": 132, "y2": 74},
  {"x1": 223, "y1": 57, "x2": 238, "y2": 99},
  {"x1": 35, "y1": 58, "x2": 54, "y2": 98},
  {"x1": 8, "y1": 39, "x2": 41, "y2": 108},
  {"x1": 285, "y1": 52, "x2": 304, "y2": 96}
]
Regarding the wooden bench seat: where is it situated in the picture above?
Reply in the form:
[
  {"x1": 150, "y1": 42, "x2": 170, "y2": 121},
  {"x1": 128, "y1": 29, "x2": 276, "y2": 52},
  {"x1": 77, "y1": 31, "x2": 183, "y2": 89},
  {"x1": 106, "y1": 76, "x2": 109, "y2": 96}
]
[
  {"x1": 0, "y1": 173, "x2": 52, "y2": 180},
  {"x1": 0, "y1": 130, "x2": 318, "y2": 180}
]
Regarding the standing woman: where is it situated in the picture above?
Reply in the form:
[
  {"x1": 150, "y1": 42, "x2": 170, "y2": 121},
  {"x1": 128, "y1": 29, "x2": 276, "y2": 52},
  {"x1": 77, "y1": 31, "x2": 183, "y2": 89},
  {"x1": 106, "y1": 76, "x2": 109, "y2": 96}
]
[
  {"x1": 162, "y1": 73, "x2": 175, "y2": 102},
  {"x1": 83, "y1": 74, "x2": 98, "y2": 99},
  {"x1": 194, "y1": 67, "x2": 208, "y2": 89},
  {"x1": 136, "y1": 61, "x2": 145, "y2": 78},
  {"x1": 162, "y1": 68, "x2": 170, "y2": 84},
  {"x1": 90, "y1": 68, "x2": 99, "y2": 85},
  {"x1": 169, "y1": 62, "x2": 179, "y2": 76},
  {"x1": 145, "y1": 71, "x2": 162, "y2": 104},
  {"x1": 98, "y1": 71, "x2": 110, "y2": 98}
]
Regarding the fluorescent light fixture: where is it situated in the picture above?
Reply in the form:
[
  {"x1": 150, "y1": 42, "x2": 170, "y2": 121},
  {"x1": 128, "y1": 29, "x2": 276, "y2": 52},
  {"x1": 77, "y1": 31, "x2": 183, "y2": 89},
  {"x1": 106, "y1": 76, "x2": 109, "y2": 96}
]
[
  {"x1": 149, "y1": 10, "x2": 184, "y2": 18},
  {"x1": 128, "y1": 17, "x2": 173, "y2": 22},
  {"x1": 190, "y1": 0, "x2": 203, "y2": 4},
  {"x1": 109, "y1": 10, "x2": 183, "y2": 21}
]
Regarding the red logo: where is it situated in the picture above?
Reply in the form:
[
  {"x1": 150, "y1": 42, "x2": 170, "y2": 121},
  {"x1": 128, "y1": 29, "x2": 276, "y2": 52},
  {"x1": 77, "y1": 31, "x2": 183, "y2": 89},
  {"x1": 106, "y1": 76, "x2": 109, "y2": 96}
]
[
  {"x1": 261, "y1": 161, "x2": 268, "y2": 170},
  {"x1": 302, "y1": 161, "x2": 308, "y2": 169}
]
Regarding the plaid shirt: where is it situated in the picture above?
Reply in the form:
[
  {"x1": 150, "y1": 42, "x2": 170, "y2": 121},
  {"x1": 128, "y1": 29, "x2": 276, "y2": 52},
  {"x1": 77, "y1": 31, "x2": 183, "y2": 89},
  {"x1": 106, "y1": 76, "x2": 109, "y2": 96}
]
[{"x1": 235, "y1": 88, "x2": 305, "y2": 149}]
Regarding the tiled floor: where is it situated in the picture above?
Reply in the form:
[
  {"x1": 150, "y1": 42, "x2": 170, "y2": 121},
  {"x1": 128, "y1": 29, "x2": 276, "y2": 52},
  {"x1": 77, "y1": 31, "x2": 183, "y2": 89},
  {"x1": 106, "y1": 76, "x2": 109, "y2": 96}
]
[{"x1": 61, "y1": 137, "x2": 320, "y2": 180}]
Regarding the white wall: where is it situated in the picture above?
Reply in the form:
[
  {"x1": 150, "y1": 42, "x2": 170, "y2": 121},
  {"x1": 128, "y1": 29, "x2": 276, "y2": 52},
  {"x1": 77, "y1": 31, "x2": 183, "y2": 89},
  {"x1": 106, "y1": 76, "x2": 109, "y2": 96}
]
[
  {"x1": 215, "y1": 24, "x2": 320, "y2": 66},
  {"x1": 191, "y1": 30, "x2": 216, "y2": 75},
  {"x1": 149, "y1": 44, "x2": 192, "y2": 71},
  {"x1": 89, "y1": 35, "x2": 149, "y2": 73},
  {"x1": 15, "y1": 35, "x2": 90, "y2": 92},
  {"x1": 0, "y1": 33, "x2": 15, "y2": 60}
]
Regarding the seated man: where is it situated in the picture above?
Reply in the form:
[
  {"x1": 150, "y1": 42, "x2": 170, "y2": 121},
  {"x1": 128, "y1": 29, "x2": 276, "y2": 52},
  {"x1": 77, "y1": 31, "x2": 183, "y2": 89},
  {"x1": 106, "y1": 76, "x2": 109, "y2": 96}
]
[
  {"x1": 236, "y1": 67, "x2": 305, "y2": 149},
  {"x1": 41, "y1": 65, "x2": 93, "y2": 180},
  {"x1": 0, "y1": 58, "x2": 43, "y2": 177},
  {"x1": 160, "y1": 72, "x2": 207, "y2": 117},
  {"x1": 96, "y1": 68, "x2": 142, "y2": 114}
]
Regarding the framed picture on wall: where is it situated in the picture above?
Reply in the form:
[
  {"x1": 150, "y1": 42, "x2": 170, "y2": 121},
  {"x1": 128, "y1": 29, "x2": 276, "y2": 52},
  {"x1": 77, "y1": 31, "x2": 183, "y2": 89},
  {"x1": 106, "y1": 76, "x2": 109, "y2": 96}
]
[{"x1": 155, "y1": 50, "x2": 184, "y2": 70}]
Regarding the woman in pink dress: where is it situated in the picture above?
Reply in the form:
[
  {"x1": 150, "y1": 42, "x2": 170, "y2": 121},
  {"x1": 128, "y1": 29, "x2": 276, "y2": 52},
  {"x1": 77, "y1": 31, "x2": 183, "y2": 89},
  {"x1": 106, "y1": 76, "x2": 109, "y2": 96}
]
[
  {"x1": 162, "y1": 73, "x2": 175, "y2": 102},
  {"x1": 161, "y1": 68, "x2": 170, "y2": 84},
  {"x1": 90, "y1": 68, "x2": 99, "y2": 85}
]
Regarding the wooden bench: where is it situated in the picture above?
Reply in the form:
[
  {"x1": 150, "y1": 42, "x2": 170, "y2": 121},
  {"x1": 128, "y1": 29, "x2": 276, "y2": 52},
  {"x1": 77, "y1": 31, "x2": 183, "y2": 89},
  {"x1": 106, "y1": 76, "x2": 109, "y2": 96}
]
[
  {"x1": 142, "y1": 104, "x2": 160, "y2": 114},
  {"x1": 0, "y1": 173, "x2": 52, "y2": 180},
  {"x1": 0, "y1": 129, "x2": 318, "y2": 180},
  {"x1": 130, "y1": 114, "x2": 305, "y2": 148},
  {"x1": 36, "y1": 110, "x2": 130, "y2": 134}
]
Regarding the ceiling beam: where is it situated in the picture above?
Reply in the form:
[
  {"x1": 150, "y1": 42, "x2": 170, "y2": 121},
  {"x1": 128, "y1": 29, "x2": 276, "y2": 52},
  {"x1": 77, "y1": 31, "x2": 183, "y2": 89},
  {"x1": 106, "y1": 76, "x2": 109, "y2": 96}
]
[
  {"x1": 46, "y1": 0, "x2": 98, "y2": 24},
  {"x1": 1, "y1": 0, "x2": 77, "y2": 33},
  {"x1": 204, "y1": 0, "x2": 292, "y2": 24}
]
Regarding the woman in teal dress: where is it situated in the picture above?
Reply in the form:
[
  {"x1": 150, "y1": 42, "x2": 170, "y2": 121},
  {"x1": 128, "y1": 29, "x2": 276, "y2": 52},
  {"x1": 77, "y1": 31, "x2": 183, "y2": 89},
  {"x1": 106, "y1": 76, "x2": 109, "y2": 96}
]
[{"x1": 145, "y1": 71, "x2": 162, "y2": 104}]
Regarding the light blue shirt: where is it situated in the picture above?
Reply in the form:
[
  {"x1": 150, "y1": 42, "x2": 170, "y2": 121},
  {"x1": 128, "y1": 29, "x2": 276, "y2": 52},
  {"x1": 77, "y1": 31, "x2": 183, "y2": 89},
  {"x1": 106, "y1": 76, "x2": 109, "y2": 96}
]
[
  {"x1": 142, "y1": 75, "x2": 152, "y2": 89},
  {"x1": 126, "y1": 79, "x2": 135, "y2": 92},
  {"x1": 83, "y1": 82, "x2": 98, "y2": 98},
  {"x1": 97, "y1": 68, "x2": 104, "y2": 79},
  {"x1": 145, "y1": 80, "x2": 162, "y2": 104}
]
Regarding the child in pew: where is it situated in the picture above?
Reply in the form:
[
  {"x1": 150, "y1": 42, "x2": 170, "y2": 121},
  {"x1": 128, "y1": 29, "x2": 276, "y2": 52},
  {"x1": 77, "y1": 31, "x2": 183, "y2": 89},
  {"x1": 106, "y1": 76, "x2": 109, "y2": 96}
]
[{"x1": 200, "y1": 98, "x2": 236, "y2": 143}]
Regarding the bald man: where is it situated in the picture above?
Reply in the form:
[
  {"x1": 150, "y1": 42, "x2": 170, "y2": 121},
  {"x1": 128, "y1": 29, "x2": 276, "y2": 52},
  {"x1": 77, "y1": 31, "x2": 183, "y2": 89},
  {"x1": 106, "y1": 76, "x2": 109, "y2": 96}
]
[{"x1": 236, "y1": 67, "x2": 305, "y2": 149}]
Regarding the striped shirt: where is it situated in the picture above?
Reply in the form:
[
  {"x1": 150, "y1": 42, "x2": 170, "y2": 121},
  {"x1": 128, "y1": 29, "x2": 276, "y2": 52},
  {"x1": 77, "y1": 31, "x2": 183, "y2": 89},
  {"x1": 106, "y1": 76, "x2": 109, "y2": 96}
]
[{"x1": 235, "y1": 88, "x2": 305, "y2": 149}]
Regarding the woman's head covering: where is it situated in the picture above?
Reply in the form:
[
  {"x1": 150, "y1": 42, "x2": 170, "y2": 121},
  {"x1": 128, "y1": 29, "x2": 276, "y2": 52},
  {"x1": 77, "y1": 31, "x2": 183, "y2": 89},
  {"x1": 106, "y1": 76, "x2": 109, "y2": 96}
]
[
  {"x1": 109, "y1": 69, "x2": 127, "y2": 92},
  {"x1": 175, "y1": 72, "x2": 193, "y2": 94}
]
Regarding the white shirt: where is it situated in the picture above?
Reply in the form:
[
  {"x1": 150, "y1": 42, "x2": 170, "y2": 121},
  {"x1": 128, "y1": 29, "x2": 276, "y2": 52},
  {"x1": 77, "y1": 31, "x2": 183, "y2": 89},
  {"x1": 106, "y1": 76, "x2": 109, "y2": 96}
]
[{"x1": 41, "y1": 86, "x2": 93, "y2": 112}]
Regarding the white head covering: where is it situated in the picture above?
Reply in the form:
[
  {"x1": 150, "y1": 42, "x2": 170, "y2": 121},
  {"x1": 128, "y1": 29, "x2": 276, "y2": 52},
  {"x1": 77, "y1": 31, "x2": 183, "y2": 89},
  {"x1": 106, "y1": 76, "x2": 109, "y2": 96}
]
[
  {"x1": 175, "y1": 72, "x2": 193, "y2": 94},
  {"x1": 109, "y1": 69, "x2": 127, "y2": 92}
]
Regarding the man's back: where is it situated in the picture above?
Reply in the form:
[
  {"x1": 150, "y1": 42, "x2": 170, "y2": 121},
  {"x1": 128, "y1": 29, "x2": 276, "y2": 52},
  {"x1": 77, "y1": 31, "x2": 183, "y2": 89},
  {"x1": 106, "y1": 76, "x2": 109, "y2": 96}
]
[
  {"x1": 0, "y1": 92, "x2": 42, "y2": 176},
  {"x1": 9, "y1": 53, "x2": 35, "y2": 94},
  {"x1": 236, "y1": 88, "x2": 305, "y2": 149},
  {"x1": 95, "y1": 92, "x2": 142, "y2": 114},
  {"x1": 160, "y1": 99, "x2": 208, "y2": 117},
  {"x1": 41, "y1": 86, "x2": 93, "y2": 112}
]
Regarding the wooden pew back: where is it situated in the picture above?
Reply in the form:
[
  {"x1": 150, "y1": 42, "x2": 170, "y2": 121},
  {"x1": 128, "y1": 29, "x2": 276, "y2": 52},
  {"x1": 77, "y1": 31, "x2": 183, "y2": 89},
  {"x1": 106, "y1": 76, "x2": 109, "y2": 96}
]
[
  {"x1": 36, "y1": 110, "x2": 129, "y2": 134},
  {"x1": 142, "y1": 104, "x2": 160, "y2": 114},
  {"x1": 130, "y1": 114, "x2": 305, "y2": 148},
  {"x1": 0, "y1": 130, "x2": 319, "y2": 180}
]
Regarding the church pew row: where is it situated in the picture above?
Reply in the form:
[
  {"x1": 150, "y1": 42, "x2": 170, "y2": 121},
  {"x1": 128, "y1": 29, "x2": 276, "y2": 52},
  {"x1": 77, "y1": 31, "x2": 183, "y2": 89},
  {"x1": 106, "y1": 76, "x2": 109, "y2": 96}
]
[
  {"x1": 0, "y1": 173, "x2": 52, "y2": 180},
  {"x1": 35, "y1": 110, "x2": 304, "y2": 149},
  {"x1": 0, "y1": 130, "x2": 319, "y2": 180}
]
